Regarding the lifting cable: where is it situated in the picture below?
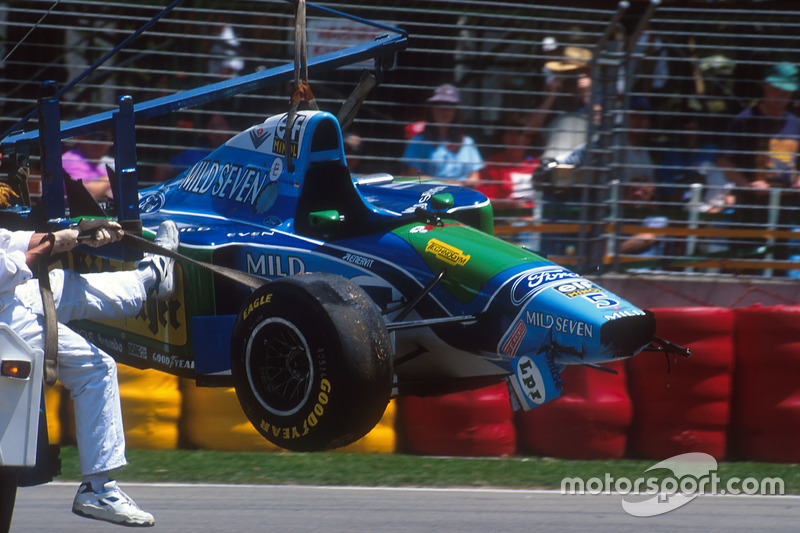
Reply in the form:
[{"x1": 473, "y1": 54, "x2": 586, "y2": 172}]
[{"x1": 285, "y1": 0, "x2": 317, "y2": 173}]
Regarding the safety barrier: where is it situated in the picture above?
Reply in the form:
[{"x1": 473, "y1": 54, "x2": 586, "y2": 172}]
[
  {"x1": 731, "y1": 305, "x2": 800, "y2": 463},
  {"x1": 517, "y1": 361, "x2": 631, "y2": 460},
  {"x1": 40, "y1": 304, "x2": 800, "y2": 460},
  {"x1": 398, "y1": 383, "x2": 516, "y2": 457},
  {"x1": 627, "y1": 307, "x2": 734, "y2": 461},
  {"x1": 395, "y1": 305, "x2": 800, "y2": 462}
]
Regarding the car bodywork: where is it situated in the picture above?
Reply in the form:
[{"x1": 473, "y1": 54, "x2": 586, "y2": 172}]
[
  {"x1": 79, "y1": 108, "x2": 661, "y2": 430},
  {"x1": 0, "y1": 1, "x2": 687, "y2": 455}
]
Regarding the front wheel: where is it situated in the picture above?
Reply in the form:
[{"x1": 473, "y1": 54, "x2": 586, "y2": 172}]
[{"x1": 231, "y1": 273, "x2": 393, "y2": 451}]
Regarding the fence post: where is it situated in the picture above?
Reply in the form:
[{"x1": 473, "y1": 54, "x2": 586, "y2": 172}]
[
  {"x1": 607, "y1": 179, "x2": 621, "y2": 272},
  {"x1": 764, "y1": 188, "x2": 781, "y2": 277},
  {"x1": 685, "y1": 183, "x2": 703, "y2": 274}
]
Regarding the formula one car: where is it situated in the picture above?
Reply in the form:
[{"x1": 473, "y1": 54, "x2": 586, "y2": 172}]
[
  {"x1": 0, "y1": 2, "x2": 688, "y2": 457},
  {"x1": 59, "y1": 108, "x2": 683, "y2": 452}
]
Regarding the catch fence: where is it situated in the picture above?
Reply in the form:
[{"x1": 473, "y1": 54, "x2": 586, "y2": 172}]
[{"x1": 2, "y1": 0, "x2": 800, "y2": 276}]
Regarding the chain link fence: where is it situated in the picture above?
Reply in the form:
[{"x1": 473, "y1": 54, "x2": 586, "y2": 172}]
[{"x1": 2, "y1": 0, "x2": 800, "y2": 276}]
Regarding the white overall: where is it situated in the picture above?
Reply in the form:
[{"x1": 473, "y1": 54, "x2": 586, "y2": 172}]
[{"x1": 0, "y1": 229, "x2": 146, "y2": 475}]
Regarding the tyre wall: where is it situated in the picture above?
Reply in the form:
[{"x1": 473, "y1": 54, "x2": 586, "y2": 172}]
[
  {"x1": 516, "y1": 361, "x2": 631, "y2": 459},
  {"x1": 627, "y1": 307, "x2": 734, "y2": 460},
  {"x1": 44, "y1": 305, "x2": 800, "y2": 460},
  {"x1": 730, "y1": 305, "x2": 800, "y2": 462},
  {"x1": 117, "y1": 367, "x2": 180, "y2": 450},
  {"x1": 398, "y1": 383, "x2": 516, "y2": 457},
  {"x1": 178, "y1": 381, "x2": 396, "y2": 453}
]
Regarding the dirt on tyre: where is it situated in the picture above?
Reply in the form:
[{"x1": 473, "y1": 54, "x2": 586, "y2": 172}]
[{"x1": 231, "y1": 273, "x2": 393, "y2": 452}]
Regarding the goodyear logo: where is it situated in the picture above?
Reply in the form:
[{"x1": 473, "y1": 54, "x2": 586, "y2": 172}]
[{"x1": 425, "y1": 238, "x2": 470, "y2": 266}]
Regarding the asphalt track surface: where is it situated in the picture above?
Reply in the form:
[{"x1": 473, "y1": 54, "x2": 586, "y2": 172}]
[{"x1": 10, "y1": 482, "x2": 800, "y2": 532}]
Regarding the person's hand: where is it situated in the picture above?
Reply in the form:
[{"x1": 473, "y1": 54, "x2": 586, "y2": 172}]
[
  {"x1": 51, "y1": 227, "x2": 80, "y2": 254},
  {"x1": 77, "y1": 218, "x2": 124, "y2": 247},
  {"x1": 544, "y1": 76, "x2": 564, "y2": 93}
]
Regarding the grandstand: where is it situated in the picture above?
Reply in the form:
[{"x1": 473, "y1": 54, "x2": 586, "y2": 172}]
[{"x1": 2, "y1": 0, "x2": 800, "y2": 285}]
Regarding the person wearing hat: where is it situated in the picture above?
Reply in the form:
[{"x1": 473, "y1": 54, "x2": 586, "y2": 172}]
[
  {"x1": 715, "y1": 61, "x2": 800, "y2": 267},
  {"x1": 401, "y1": 83, "x2": 484, "y2": 185},
  {"x1": 716, "y1": 62, "x2": 800, "y2": 200}
]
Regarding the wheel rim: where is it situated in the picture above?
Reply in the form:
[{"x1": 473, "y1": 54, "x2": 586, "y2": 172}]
[{"x1": 245, "y1": 318, "x2": 314, "y2": 416}]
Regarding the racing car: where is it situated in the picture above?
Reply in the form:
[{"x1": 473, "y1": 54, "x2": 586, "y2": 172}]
[
  {"x1": 60, "y1": 108, "x2": 683, "y2": 453},
  {"x1": 0, "y1": 1, "x2": 687, "y2": 458}
]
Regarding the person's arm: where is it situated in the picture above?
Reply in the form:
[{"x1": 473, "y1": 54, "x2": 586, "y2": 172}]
[
  {"x1": 83, "y1": 177, "x2": 113, "y2": 200},
  {"x1": 21, "y1": 219, "x2": 121, "y2": 266},
  {"x1": 716, "y1": 155, "x2": 748, "y2": 187},
  {"x1": 619, "y1": 232, "x2": 657, "y2": 254},
  {"x1": 25, "y1": 232, "x2": 55, "y2": 266},
  {"x1": 463, "y1": 170, "x2": 481, "y2": 188},
  {"x1": 523, "y1": 77, "x2": 563, "y2": 131}
]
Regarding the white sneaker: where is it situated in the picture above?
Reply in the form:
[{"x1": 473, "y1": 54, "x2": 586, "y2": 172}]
[
  {"x1": 72, "y1": 481, "x2": 155, "y2": 527},
  {"x1": 138, "y1": 220, "x2": 179, "y2": 300}
]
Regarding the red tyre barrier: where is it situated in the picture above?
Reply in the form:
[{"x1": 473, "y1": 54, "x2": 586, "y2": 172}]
[
  {"x1": 517, "y1": 362, "x2": 631, "y2": 459},
  {"x1": 398, "y1": 383, "x2": 516, "y2": 457},
  {"x1": 627, "y1": 307, "x2": 734, "y2": 460},
  {"x1": 731, "y1": 305, "x2": 800, "y2": 463}
]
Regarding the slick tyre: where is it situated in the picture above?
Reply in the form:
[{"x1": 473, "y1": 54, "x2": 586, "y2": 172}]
[{"x1": 231, "y1": 273, "x2": 393, "y2": 452}]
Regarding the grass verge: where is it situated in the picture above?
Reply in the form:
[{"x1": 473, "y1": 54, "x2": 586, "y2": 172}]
[{"x1": 57, "y1": 446, "x2": 800, "y2": 494}]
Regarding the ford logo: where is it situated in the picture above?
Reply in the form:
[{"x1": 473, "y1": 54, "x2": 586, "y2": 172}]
[{"x1": 510, "y1": 266, "x2": 582, "y2": 306}]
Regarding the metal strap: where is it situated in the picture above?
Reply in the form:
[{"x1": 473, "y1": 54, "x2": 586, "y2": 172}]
[{"x1": 120, "y1": 232, "x2": 268, "y2": 290}]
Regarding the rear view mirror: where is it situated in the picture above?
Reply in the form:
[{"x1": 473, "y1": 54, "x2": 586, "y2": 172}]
[{"x1": 308, "y1": 210, "x2": 343, "y2": 230}]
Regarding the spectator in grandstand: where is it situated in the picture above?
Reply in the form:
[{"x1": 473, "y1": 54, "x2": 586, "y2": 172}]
[
  {"x1": 343, "y1": 132, "x2": 364, "y2": 175},
  {"x1": 715, "y1": 62, "x2": 800, "y2": 222},
  {"x1": 547, "y1": 96, "x2": 656, "y2": 184},
  {"x1": 402, "y1": 83, "x2": 484, "y2": 186},
  {"x1": 521, "y1": 76, "x2": 565, "y2": 134},
  {"x1": 658, "y1": 109, "x2": 735, "y2": 213},
  {"x1": 539, "y1": 46, "x2": 595, "y2": 163},
  {"x1": 154, "y1": 113, "x2": 233, "y2": 182},
  {"x1": 617, "y1": 96, "x2": 656, "y2": 184},
  {"x1": 657, "y1": 110, "x2": 719, "y2": 202},
  {"x1": 208, "y1": 23, "x2": 245, "y2": 78},
  {"x1": 618, "y1": 176, "x2": 669, "y2": 258},
  {"x1": 62, "y1": 131, "x2": 114, "y2": 202},
  {"x1": 477, "y1": 115, "x2": 538, "y2": 244}
]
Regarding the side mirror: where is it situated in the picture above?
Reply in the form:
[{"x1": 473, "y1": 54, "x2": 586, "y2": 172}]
[
  {"x1": 308, "y1": 210, "x2": 343, "y2": 230},
  {"x1": 430, "y1": 193, "x2": 454, "y2": 211}
]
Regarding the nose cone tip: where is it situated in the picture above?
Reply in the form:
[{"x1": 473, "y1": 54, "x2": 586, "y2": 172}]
[{"x1": 600, "y1": 310, "x2": 656, "y2": 359}]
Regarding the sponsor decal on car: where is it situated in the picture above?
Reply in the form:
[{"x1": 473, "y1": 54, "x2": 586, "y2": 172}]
[
  {"x1": 425, "y1": 238, "x2": 470, "y2": 266},
  {"x1": 526, "y1": 311, "x2": 594, "y2": 339},
  {"x1": 604, "y1": 309, "x2": 647, "y2": 321},
  {"x1": 510, "y1": 266, "x2": 582, "y2": 305},
  {"x1": 179, "y1": 159, "x2": 271, "y2": 206},
  {"x1": 246, "y1": 253, "x2": 306, "y2": 278},
  {"x1": 554, "y1": 280, "x2": 602, "y2": 298},
  {"x1": 272, "y1": 113, "x2": 308, "y2": 159},
  {"x1": 249, "y1": 126, "x2": 272, "y2": 149},
  {"x1": 501, "y1": 320, "x2": 527, "y2": 357},
  {"x1": 342, "y1": 252, "x2": 375, "y2": 269}
]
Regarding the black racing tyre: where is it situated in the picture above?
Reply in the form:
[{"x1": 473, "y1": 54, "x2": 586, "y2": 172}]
[{"x1": 230, "y1": 273, "x2": 393, "y2": 452}]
